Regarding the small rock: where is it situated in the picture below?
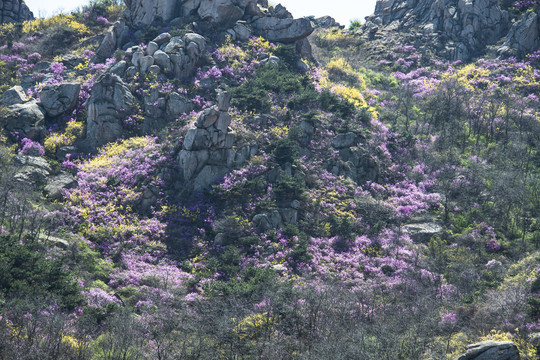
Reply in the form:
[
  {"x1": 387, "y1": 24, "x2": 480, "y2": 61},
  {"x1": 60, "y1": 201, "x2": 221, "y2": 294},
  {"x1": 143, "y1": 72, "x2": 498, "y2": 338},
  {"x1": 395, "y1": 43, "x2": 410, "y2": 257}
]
[
  {"x1": 148, "y1": 65, "x2": 161, "y2": 75},
  {"x1": 139, "y1": 55, "x2": 154, "y2": 73},
  {"x1": 125, "y1": 66, "x2": 138, "y2": 78},
  {"x1": 233, "y1": 22, "x2": 252, "y2": 41},
  {"x1": 13, "y1": 155, "x2": 51, "y2": 185},
  {"x1": 152, "y1": 32, "x2": 172, "y2": 45},
  {"x1": 2, "y1": 100, "x2": 46, "y2": 140},
  {"x1": 215, "y1": 112, "x2": 231, "y2": 133},
  {"x1": 184, "y1": 128, "x2": 211, "y2": 150},
  {"x1": 404, "y1": 222, "x2": 443, "y2": 242},
  {"x1": 152, "y1": 50, "x2": 172, "y2": 70},
  {"x1": 217, "y1": 90, "x2": 232, "y2": 111},
  {"x1": 146, "y1": 41, "x2": 159, "y2": 56},
  {"x1": 196, "y1": 108, "x2": 220, "y2": 129},
  {"x1": 166, "y1": 92, "x2": 193, "y2": 118},
  {"x1": 109, "y1": 60, "x2": 128, "y2": 77},
  {"x1": 44, "y1": 172, "x2": 78, "y2": 200},
  {"x1": 131, "y1": 50, "x2": 144, "y2": 67},
  {"x1": 163, "y1": 36, "x2": 185, "y2": 53},
  {"x1": 34, "y1": 61, "x2": 52, "y2": 73},
  {"x1": 253, "y1": 213, "x2": 272, "y2": 232}
]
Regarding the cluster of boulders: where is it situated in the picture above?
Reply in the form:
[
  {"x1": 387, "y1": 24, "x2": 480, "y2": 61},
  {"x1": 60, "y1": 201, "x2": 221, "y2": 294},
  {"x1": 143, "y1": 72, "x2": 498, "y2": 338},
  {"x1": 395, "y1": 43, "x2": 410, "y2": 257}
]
[
  {"x1": 128, "y1": 32, "x2": 206, "y2": 78},
  {"x1": 95, "y1": 0, "x2": 314, "y2": 63},
  {"x1": 0, "y1": 83, "x2": 81, "y2": 142},
  {"x1": 363, "y1": 0, "x2": 539, "y2": 60},
  {"x1": 177, "y1": 90, "x2": 256, "y2": 191},
  {"x1": 0, "y1": 0, "x2": 33, "y2": 24}
]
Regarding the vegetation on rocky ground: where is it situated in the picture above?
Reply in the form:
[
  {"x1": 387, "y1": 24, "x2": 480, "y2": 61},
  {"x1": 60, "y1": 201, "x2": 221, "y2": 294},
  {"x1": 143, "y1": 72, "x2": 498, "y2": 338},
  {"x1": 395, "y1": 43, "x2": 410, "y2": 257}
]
[{"x1": 0, "y1": 0, "x2": 538, "y2": 358}]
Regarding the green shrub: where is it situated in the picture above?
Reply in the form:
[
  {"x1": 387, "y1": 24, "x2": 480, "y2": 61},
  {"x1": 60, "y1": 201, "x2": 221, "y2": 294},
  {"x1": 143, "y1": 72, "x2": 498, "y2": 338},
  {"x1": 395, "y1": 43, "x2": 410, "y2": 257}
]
[
  {"x1": 0, "y1": 235, "x2": 83, "y2": 309},
  {"x1": 273, "y1": 138, "x2": 298, "y2": 165}
]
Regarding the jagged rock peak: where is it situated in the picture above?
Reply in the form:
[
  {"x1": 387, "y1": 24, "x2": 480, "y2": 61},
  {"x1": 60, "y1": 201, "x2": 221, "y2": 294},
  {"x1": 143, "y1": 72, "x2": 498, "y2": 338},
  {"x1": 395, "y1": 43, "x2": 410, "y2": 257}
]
[
  {"x1": 364, "y1": 0, "x2": 511, "y2": 61},
  {"x1": 0, "y1": 0, "x2": 34, "y2": 23}
]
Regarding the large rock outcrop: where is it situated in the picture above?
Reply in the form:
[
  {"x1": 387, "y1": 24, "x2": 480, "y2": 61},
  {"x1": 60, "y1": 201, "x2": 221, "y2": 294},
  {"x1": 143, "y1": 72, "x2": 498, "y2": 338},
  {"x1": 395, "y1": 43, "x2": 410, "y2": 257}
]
[
  {"x1": 499, "y1": 9, "x2": 540, "y2": 57},
  {"x1": 85, "y1": 73, "x2": 136, "y2": 148},
  {"x1": 0, "y1": 0, "x2": 33, "y2": 23},
  {"x1": 363, "y1": 0, "x2": 511, "y2": 61},
  {"x1": 455, "y1": 341, "x2": 520, "y2": 360},
  {"x1": 94, "y1": 0, "x2": 314, "y2": 64}
]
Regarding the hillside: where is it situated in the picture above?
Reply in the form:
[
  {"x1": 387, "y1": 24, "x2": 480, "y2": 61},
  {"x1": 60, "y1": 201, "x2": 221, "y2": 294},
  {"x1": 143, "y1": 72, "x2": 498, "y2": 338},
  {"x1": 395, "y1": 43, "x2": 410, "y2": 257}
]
[{"x1": 0, "y1": 0, "x2": 538, "y2": 359}]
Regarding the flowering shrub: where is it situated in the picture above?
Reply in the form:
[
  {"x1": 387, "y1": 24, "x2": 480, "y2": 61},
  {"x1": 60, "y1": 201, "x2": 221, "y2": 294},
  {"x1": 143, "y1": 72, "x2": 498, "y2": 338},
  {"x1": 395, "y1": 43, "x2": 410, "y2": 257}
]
[
  {"x1": 23, "y1": 14, "x2": 89, "y2": 36},
  {"x1": 19, "y1": 138, "x2": 45, "y2": 156},
  {"x1": 44, "y1": 121, "x2": 85, "y2": 155}
]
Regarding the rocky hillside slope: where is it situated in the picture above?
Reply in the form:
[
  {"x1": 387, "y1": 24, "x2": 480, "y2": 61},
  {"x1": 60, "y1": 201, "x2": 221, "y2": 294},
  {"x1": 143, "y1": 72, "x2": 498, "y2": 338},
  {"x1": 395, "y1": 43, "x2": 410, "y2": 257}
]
[{"x1": 0, "y1": 0, "x2": 538, "y2": 359}]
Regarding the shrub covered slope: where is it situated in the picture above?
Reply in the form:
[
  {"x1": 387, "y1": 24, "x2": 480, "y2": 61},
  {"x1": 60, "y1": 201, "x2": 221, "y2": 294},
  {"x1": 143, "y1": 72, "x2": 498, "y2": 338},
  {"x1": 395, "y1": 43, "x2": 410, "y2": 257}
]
[{"x1": 0, "y1": 0, "x2": 539, "y2": 359}]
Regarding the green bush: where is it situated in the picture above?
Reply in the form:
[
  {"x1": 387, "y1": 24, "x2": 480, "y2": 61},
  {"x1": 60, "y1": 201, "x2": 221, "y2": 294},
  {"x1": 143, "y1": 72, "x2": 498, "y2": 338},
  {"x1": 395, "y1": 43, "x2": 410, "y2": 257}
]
[
  {"x1": 0, "y1": 235, "x2": 83, "y2": 309},
  {"x1": 232, "y1": 65, "x2": 302, "y2": 113},
  {"x1": 273, "y1": 138, "x2": 298, "y2": 165},
  {"x1": 274, "y1": 176, "x2": 306, "y2": 203}
]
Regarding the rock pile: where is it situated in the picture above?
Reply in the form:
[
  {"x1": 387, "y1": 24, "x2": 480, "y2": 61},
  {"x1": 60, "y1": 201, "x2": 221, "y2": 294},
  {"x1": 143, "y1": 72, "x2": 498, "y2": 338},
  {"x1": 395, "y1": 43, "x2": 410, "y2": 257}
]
[
  {"x1": 177, "y1": 90, "x2": 256, "y2": 191},
  {"x1": 126, "y1": 32, "x2": 206, "y2": 78},
  {"x1": 0, "y1": 0, "x2": 33, "y2": 24}
]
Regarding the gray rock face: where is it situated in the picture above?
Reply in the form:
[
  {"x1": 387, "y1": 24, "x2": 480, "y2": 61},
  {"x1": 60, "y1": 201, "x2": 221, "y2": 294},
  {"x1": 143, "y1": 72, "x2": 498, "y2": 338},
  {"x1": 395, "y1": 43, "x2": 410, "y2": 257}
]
[
  {"x1": 143, "y1": 33, "x2": 206, "y2": 78},
  {"x1": 499, "y1": 10, "x2": 540, "y2": 57},
  {"x1": 0, "y1": 85, "x2": 27, "y2": 106},
  {"x1": 39, "y1": 83, "x2": 81, "y2": 117},
  {"x1": 455, "y1": 341, "x2": 520, "y2": 360},
  {"x1": 2, "y1": 99, "x2": 46, "y2": 140},
  {"x1": 125, "y1": 0, "x2": 178, "y2": 27},
  {"x1": 44, "y1": 172, "x2": 77, "y2": 200},
  {"x1": 252, "y1": 17, "x2": 315, "y2": 44},
  {"x1": 0, "y1": 0, "x2": 33, "y2": 23},
  {"x1": 86, "y1": 73, "x2": 136, "y2": 148},
  {"x1": 365, "y1": 0, "x2": 510, "y2": 61}
]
